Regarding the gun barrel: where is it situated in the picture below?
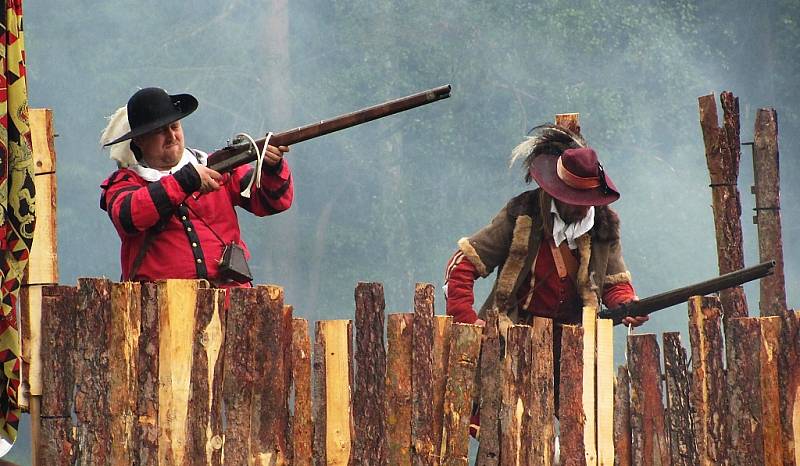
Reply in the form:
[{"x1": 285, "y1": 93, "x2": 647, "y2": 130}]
[
  {"x1": 208, "y1": 84, "x2": 452, "y2": 173},
  {"x1": 598, "y1": 260, "x2": 776, "y2": 324}
]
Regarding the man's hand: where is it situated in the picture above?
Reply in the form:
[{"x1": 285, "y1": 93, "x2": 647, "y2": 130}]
[
  {"x1": 263, "y1": 144, "x2": 290, "y2": 166},
  {"x1": 474, "y1": 318, "x2": 486, "y2": 327},
  {"x1": 622, "y1": 315, "x2": 649, "y2": 327},
  {"x1": 194, "y1": 165, "x2": 223, "y2": 194}
]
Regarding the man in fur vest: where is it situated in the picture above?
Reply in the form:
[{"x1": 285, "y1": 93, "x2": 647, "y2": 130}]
[
  {"x1": 444, "y1": 124, "x2": 647, "y2": 434},
  {"x1": 99, "y1": 87, "x2": 293, "y2": 287}
]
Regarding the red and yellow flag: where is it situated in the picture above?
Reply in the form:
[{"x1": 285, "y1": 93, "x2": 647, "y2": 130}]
[{"x1": 0, "y1": 0, "x2": 35, "y2": 444}]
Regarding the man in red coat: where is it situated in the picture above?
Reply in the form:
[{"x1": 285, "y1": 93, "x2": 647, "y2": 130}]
[
  {"x1": 100, "y1": 87, "x2": 293, "y2": 287},
  {"x1": 443, "y1": 124, "x2": 647, "y2": 437}
]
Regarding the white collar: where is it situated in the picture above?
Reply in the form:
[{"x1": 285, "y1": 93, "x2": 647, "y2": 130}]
[
  {"x1": 130, "y1": 148, "x2": 207, "y2": 182},
  {"x1": 551, "y1": 200, "x2": 594, "y2": 250}
]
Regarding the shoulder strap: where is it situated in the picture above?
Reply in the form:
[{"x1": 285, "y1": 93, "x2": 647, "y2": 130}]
[{"x1": 125, "y1": 231, "x2": 157, "y2": 281}]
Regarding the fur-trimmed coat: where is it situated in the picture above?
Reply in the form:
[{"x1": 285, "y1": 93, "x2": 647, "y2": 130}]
[{"x1": 457, "y1": 188, "x2": 632, "y2": 334}]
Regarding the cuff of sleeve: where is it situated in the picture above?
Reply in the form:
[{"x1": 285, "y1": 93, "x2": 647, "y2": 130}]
[
  {"x1": 174, "y1": 164, "x2": 201, "y2": 193},
  {"x1": 262, "y1": 158, "x2": 285, "y2": 175}
]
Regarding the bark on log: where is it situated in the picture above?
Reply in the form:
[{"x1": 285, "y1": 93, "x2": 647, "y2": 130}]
[
  {"x1": 596, "y1": 318, "x2": 614, "y2": 466},
  {"x1": 627, "y1": 334, "x2": 670, "y2": 466},
  {"x1": 500, "y1": 325, "x2": 533, "y2": 466},
  {"x1": 412, "y1": 283, "x2": 436, "y2": 466},
  {"x1": 433, "y1": 315, "x2": 453, "y2": 462},
  {"x1": 292, "y1": 318, "x2": 313, "y2": 466},
  {"x1": 312, "y1": 320, "x2": 353, "y2": 466},
  {"x1": 187, "y1": 287, "x2": 226, "y2": 466},
  {"x1": 530, "y1": 317, "x2": 554, "y2": 466},
  {"x1": 109, "y1": 282, "x2": 141, "y2": 466},
  {"x1": 559, "y1": 325, "x2": 586, "y2": 466},
  {"x1": 662, "y1": 332, "x2": 697, "y2": 466},
  {"x1": 73, "y1": 278, "x2": 113, "y2": 465},
  {"x1": 440, "y1": 323, "x2": 482, "y2": 466},
  {"x1": 38, "y1": 285, "x2": 77, "y2": 466},
  {"x1": 476, "y1": 307, "x2": 502, "y2": 466},
  {"x1": 250, "y1": 285, "x2": 291, "y2": 465},
  {"x1": 688, "y1": 295, "x2": 730, "y2": 465},
  {"x1": 387, "y1": 313, "x2": 414, "y2": 466},
  {"x1": 698, "y1": 92, "x2": 748, "y2": 323},
  {"x1": 759, "y1": 317, "x2": 784, "y2": 466},
  {"x1": 137, "y1": 282, "x2": 160, "y2": 466},
  {"x1": 353, "y1": 282, "x2": 388, "y2": 465},
  {"x1": 613, "y1": 365, "x2": 632, "y2": 466}
]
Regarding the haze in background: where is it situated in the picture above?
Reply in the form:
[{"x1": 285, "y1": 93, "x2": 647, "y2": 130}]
[{"x1": 5, "y1": 0, "x2": 798, "y2": 462}]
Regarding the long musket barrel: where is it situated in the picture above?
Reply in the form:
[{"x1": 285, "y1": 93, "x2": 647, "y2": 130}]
[
  {"x1": 207, "y1": 84, "x2": 452, "y2": 173},
  {"x1": 598, "y1": 260, "x2": 776, "y2": 325}
]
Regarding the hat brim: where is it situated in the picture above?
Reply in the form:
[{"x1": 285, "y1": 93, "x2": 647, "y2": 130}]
[
  {"x1": 529, "y1": 154, "x2": 620, "y2": 206},
  {"x1": 103, "y1": 93, "x2": 198, "y2": 146}
]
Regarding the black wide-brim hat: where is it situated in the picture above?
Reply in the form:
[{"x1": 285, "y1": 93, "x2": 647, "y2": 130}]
[
  {"x1": 103, "y1": 87, "x2": 198, "y2": 146},
  {"x1": 529, "y1": 147, "x2": 620, "y2": 206}
]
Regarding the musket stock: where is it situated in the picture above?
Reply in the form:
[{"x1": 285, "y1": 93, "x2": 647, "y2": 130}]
[
  {"x1": 208, "y1": 84, "x2": 452, "y2": 173},
  {"x1": 598, "y1": 260, "x2": 776, "y2": 325}
]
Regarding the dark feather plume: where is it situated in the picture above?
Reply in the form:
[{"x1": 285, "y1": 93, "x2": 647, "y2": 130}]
[{"x1": 510, "y1": 124, "x2": 587, "y2": 183}]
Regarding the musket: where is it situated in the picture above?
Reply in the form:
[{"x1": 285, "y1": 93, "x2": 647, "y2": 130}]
[
  {"x1": 597, "y1": 260, "x2": 776, "y2": 325},
  {"x1": 207, "y1": 84, "x2": 452, "y2": 173}
]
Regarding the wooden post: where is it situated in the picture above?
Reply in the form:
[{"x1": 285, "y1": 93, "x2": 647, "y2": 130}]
[
  {"x1": 21, "y1": 108, "x2": 59, "y2": 466},
  {"x1": 476, "y1": 307, "x2": 502, "y2": 466},
  {"x1": 187, "y1": 286, "x2": 226, "y2": 466},
  {"x1": 137, "y1": 282, "x2": 160, "y2": 465},
  {"x1": 500, "y1": 325, "x2": 533, "y2": 465},
  {"x1": 759, "y1": 317, "x2": 784, "y2": 466},
  {"x1": 662, "y1": 332, "x2": 697, "y2": 466},
  {"x1": 73, "y1": 278, "x2": 113, "y2": 464},
  {"x1": 698, "y1": 92, "x2": 749, "y2": 324},
  {"x1": 440, "y1": 323, "x2": 482, "y2": 466},
  {"x1": 530, "y1": 317, "x2": 554, "y2": 466},
  {"x1": 386, "y1": 313, "x2": 414, "y2": 466},
  {"x1": 312, "y1": 320, "x2": 353, "y2": 465},
  {"x1": 291, "y1": 318, "x2": 313, "y2": 466},
  {"x1": 353, "y1": 282, "x2": 388, "y2": 464},
  {"x1": 596, "y1": 318, "x2": 614, "y2": 466},
  {"x1": 559, "y1": 325, "x2": 586, "y2": 466},
  {"x1": 613, "y1": 366, "x2": 632, "y2": 466},
  {"x1": 37, "y1": 286, "x2": 76, "y2": 466},
  {"x1": 555, "y1": 113, "x2": 581, "y2": 135},
  {"x1": 432, "y1": 314, "x2": 453, "y2": 463},
  {"x1": 688, "y1": 295, "x2": 730, "y2": 465},
  {"x1": 627, "y1": 334, "x2": 670, "y2": 466},
  {"x1": 582, "y1": 307, "x2": 598, "y2": 466},
  {"x1": 412, "y1": 283, "x2": 436, "y2": 466}
]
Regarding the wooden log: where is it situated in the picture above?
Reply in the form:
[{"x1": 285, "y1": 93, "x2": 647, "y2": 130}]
[
  {"x1": 187, "y1": 287, "x2": 226, "y2": 466},
  {"x1": 73, "y1": 278, "x2": 113, "y2": 465},
  {"x1": 251, "y1": 285, "x2": 291, "y2": 464},
  {"x1": 596, "y1": 318, "x2": 614, "y2": 466},
  {"x1": 137, "y1": 282, "x2": 160, "y2": 466},
  {"x1": 582, "y1": 306, "x2": 598, "y2": 466},
  {"x1": 432, "y1": 315, "x2": 453, "y2": 462},
  {"x1": 662, "y1": 332, "x2": 697, "y2": 466},
  {"x1": 476, "y1": 307, "x2": 501, "y2": 466},
  {"x1": 19, "y1": 286, "x2": 43, "y2": 407},
  {"x1": 727, "y1": 318, "x2": 766, "y2": 463},
  {"x1": 312, "y1": 319, "x2": 353, "y2": 466},
  {"x1": 223, "y1": 287, "x2": 259, "y2": 465},
  {"x1": 759, "y1": 317, "x2": 784, "y2": 466},
  {"x1": 688, "y1": 295, "x2": 730, "y2": 465},
  {"x1": 441, "y1": 323, "x2": 482, "y2": 466},
  {"x1": 156, "y1": 280, "x2": 200, "y2": 466},
  {"x1": 412, "y1": 283, "x2": 436, "y2": 466},
  {"x1": 292, "y1": 318, "x2": 313, "y2": 466},
  {"x1": 386, "y1": 313, "x2": 414, "y2": 466},
  {"x1": 555, "y1": 113, "x2": 581, "y2": 135},
  {"x1": 353, "y1": 282, "x2": 388, "y2": 465},
  {"x1": 108, "y1": 282, "x2": 142, "y2": 466},
  {"x1": 500, "y1": 324, "x2": 532, "y2": 465},
  {"x1": 627, "y1": 334, "x2": 670, "y2": 466},
  {"x1": 530, "y1": 317, "x2": 554, "y2": 466},
  {"x1": 698, "y1": 92, "x2": 748, "y2": 323},
  {"x1": 613, "y1": 366, "x2": 632, "y2": 466},
  {"x1": 38, "y1": 285, "x2": 77, "y2": 466},
  {"x1": 559, "y1": 324, "x2": 586, "y2": 466}
]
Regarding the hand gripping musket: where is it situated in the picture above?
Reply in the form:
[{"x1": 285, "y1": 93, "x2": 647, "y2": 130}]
[
  {"x1": 597, "y1": 260, "x2": 776, "y2": 325},
  {"x1": 207, "y1": 84, "x2": 452, "y2": 173}
]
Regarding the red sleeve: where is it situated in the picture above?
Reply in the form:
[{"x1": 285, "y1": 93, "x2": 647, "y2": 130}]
[
  {"x1": 230, "y1": 159, "x2": 294, "y2": 215},
  {"x1": 444, "y1": 251, "x2": 481, "y2": 324},
  {"x1": 602, "y1": 282, "x2": 637, "y2": 309}
]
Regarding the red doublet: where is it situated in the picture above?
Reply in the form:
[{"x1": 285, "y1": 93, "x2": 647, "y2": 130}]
[
  {"x1": 101, "y1": 159, "x2": 293, "y2": 284},
  {"x1": 445, "y1": 241, "x2": 636, "y2": 323}
]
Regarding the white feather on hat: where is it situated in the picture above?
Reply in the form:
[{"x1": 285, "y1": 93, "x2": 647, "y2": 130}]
[{"x1": 99, "y1": 106, "x2": 138, "y2": 168}]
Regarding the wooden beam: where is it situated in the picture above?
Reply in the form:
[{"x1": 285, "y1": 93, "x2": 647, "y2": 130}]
[
  {"x1": 353, "y1": 282, "x2": 388, "y2": 464},
  {"x1": 559, "y1": 324, "x2": 586, "y2": 466},
  {"x1": 412, "y1": 283, "x2": 436, "y2": 466},
  {"x1": 387, "y1": 313, "x2": 414, "y2": 466},
  {"x1": 613, "y1": 365, "x2": 632, "y2": 466},
  {"x1": 432, "y1": 314, "x2": 453, "y2": 461},
  {"x1": 500, "y1": 325, "x2": 533, "y2": 465},
  {"x1": 582, "y1": 306, "x2": 597, "y2": 466},
  {"x1": 476, "y1": 307, "x2": 502, "y2": 466},
  {"x1": 596, "y1": 318, "x2": 614, "y2": 466},
  {"x1": 440, "y1": 323, "x2": 482, "y2": 466},
  {"x1": 627, "y1": 334, "x2": 669, "y2": 466},
  {"x1": 136, "y1": 282, "x2": 160, "y2": 465},
  {"x1": 555, "y1": 113, "x2": 581, "y2": 135},
  {"x1": 662, "y1": 332, "x2": 697, "y2": 466},
  {"x1": 530, "y1": 317, "x2": 554, "y2": 466},
  {"x1": 291, "y1": 318, "x2": 313, "y2": 466}
]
